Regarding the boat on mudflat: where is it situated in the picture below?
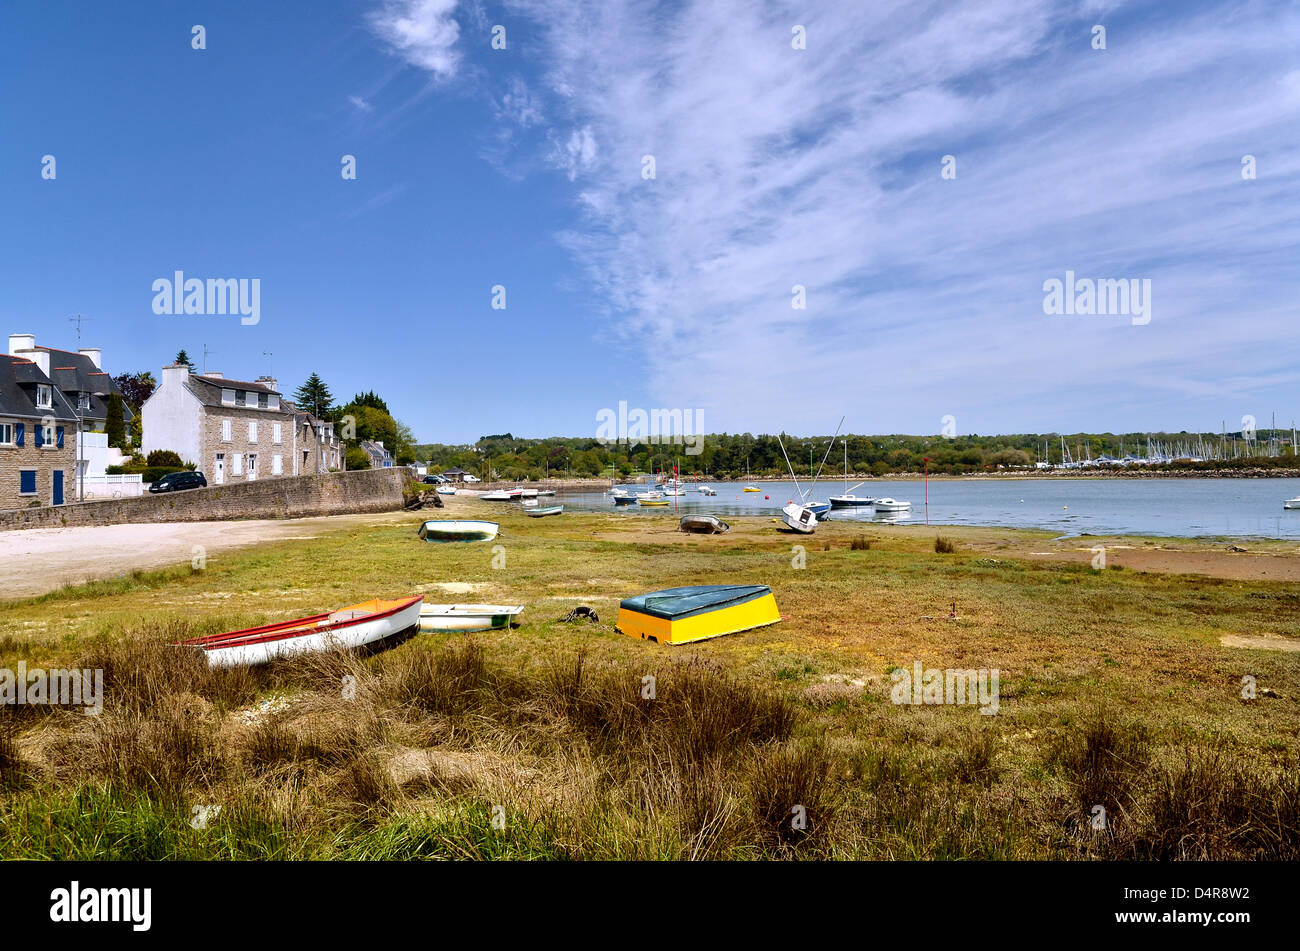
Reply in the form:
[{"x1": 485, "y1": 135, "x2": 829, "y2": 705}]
[
  {"x1": 526, "y1": 504, "x2": 564, "y2": 517},
  {"x1": 418, "y1": 603, "x2": 524, "y2": 633},
  {"x1": 616, "y1": 585, "x2": 780, "y2": 645},
  {"x1": 179, "y1": 596, "x2": 423, "y2": 668},
  {"x1": 679, "y1": 514, "x2": 730, "y2": 534},
  {"x1": 479, "y1": 490, "x2": 511, "y2": 501},
  {"x1": 781, "y1": 501, "x2": 818, "y2": 533},
  {"x1": 418, "y1": 519, "x2": 500, "y2": 542}
]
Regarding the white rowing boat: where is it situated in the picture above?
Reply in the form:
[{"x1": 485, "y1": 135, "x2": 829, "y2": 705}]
[
  {"x1": 418, "y1": 520, "x2": 500, "y2": 542},
  {"x1": 180, "y1": 596, "x2": 423, "y2": 668},
  {"x1": 418, "y1": 603, "x2": 524, "y2": 633}
]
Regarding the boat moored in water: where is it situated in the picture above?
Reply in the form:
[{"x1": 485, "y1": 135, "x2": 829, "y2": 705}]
[
  {"x1": 872, "y1": 498, "x2": 911, "y2": 512},
  {"x1": 1286, "y1": 497, "x2": 1300, "y2": 510}
]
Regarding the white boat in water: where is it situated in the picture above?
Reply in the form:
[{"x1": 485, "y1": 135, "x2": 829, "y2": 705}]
[
  {"x1": 872, "y1": 498, "x2": 911, "y2": 511},
  {"x1": 418, "y1": 603, "x2": 524, "y2": 633},
  {"x1": 696, "y1": 484, "x2": 717, "y2": 495},
  {"x1": 781, "y1": 501, "x2": 818, "y2": 533},
  {"x1": 1285, "y1": 497, "x2": 1300, "y2": 510},
  {"x1": 662, "y1": 488, "x2": 686, "y2": 496},
  {"x1": 829, "y1": 494, "x2": 874, "y2": 507}
]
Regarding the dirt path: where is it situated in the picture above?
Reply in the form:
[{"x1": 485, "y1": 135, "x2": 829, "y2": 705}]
[{"x1": 0, "y1": 512, "x2": 411, "y2": 600}]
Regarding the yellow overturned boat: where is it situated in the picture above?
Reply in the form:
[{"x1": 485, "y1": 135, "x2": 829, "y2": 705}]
[{"x1": 616, "y1": 585, "x2": 780, "y2": 645}]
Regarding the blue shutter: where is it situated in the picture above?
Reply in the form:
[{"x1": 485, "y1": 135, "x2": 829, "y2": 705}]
[
  {"x1": 14, "y1": 423, "x2": 23, "y2": 447},
  {"x1": 33, "y1": 424, "x2": 43, "y2": 448},
  {"x1": 56, "y1": 426, "x2": 64, "y2": 448},
  {"x1": 19, "y1": 470, "x2": 35, "y2": 494}
]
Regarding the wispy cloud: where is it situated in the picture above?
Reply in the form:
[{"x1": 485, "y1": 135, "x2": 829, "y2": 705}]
[
  {"x1": 348, "y1": 94, "x2": 373, "y2": 112},
  {"x1": 368, "y1": 0, "x2": 463, "y2": 79},
  {"x1": 493, "y1": 0, "x2": 1300, "y2": 433}
]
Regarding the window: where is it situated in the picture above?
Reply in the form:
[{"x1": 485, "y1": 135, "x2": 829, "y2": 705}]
[
  {"x1": 271, "y1": 454, "x2": 282, "y2": 475},
  {"x1": 222, "y1": 418, "x2": 232, "y2": 441},
  {"x1": 56, "y1": 426, "x2": 64, "y2": 448},
  {"x1": 247, "y1": 453, "x2": 257, "y2": 480},
  {"x1": 235, "y1": 390, "x2": 247, "y2": 407},
  {"x1": 272, "y1": 423, "x2": 282, "y2": 444},
  {"x1": 248, "y1": 421, "x2": 258, "y2": 442},
  {"x1": 78, "y1": 392, "x2": 90, "y2": 411},
  {"x1": 258, "y1": 393, "x2": 268, "y2": 409},
  {"x1": 221, "y1": 388, "x2": 235, "y2": 405},
  {"x1": 0, "y1": 423, "x2": 12, "y2": 445},
  {"x1": 19, "y1": 470, "x2": 36, "y2": 494},
  {"x1": 35, "y1": 384, "x2": 52, "y2": 408},
  {"x1": 232, "y1": 453, "x2": 243, "y2": 475}
]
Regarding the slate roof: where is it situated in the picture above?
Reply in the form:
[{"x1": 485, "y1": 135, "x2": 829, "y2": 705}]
[
  {"x1": 185, "y1": 374, "x2": 283, "y2": 410},
  {"x1": 37, "y1": 347, "x2": 135, "y2": 421},
  {"x1": 0, "y1": 355, "x2": 79, "y2": 423}
]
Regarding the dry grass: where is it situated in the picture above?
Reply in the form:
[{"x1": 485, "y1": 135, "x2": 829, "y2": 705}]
[{"x1": 0, "y1": 506, "x2": 1297, "y2": 859}]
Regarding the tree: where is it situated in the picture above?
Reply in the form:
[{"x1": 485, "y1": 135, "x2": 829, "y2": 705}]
[
  {"x1": 293, "y1": 373, "x2": 335, "y2": 419},
  {"x1": 112, "y1": 371, "x2": 155, "y2": 411},
  {"x1": 173, "y1": 350, "x2": 196, "y2": 372},
  {"x1": 146, "y1": 449, "x2": 183, "y2": 467},
  {"x1": 349, "y1": 390, "x2": 389, "y2": 413},
  {"x1": 345, "y1": 446, "x2": 371, "y2": 470},
  {"x1": 104, "y1": 394, "x2": 126, "y2": 449}
]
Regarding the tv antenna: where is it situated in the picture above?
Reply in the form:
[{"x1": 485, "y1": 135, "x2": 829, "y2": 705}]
[
  {"x1": 203, "y1": 343, "x2": 214, "y2": 374},
  {"x1": 68, "y1": 313, "x2": 90, "y2": 349}
]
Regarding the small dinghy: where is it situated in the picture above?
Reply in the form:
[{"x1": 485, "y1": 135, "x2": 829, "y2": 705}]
[
  {"x1": 435, "y1": 486, "x2": 456, "y2": 495},
  {"x1": 180, "y1": 596, "x2": 423, "y2": 668},
  {"x1": 696, "y1": 485, "x2": 717, "y2": 496},
  {"x1": 638, "y1": 497, "x2": 670, "y2": 506},
  {"x1": 418, "y1": 519, "x2": 500, "y2": 542},
  {"x1": 418, "y1": 603, "x2": 524, "y2": 633},
  {"x1": 612, "y1": 491, "x2": 637, "y2": 505},
  {"x1": 872, "y1": 498, "x2": 911, "y2": 512},
  {"x1": 679, "y1": 514, "x2": 729, "y2": 534},
  {"x1": 782, "y1": 501, "x2": 818, "y2": 533},
  {"x1": 527, "y1": 504, "x2": 564, "y2": 517},
  {"x1": 617, "y1": 585, "x2": 780, "y2": 645},
  {"x1": 804, "y1": 500, "x2": 830, "y2": 516},
  {"x1": 479, "y1": 490, "x2": 511, "y2": 501},
  {"x1": 1285, "y1": 497, "x2": 1300, "y2": 510}
]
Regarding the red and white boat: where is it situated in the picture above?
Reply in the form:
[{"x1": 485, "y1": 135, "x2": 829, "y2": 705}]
[{"x1": 179, "y1": 596, "x2": 423, "y2": 668}]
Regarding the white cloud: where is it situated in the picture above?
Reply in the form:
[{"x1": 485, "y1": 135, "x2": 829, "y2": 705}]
[
  {"x1": 348, "y1": 94, "x2": 373, "y2": 112},
  {"x1": 369, "y1": 0, "x2": 462, "y2": 79},
  {"x1": 499, "y1": 0, "x2": 1300, "y2": 433}
]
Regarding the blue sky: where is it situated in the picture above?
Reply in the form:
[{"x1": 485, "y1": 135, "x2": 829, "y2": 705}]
[{"x1": 1, "y1": 0, "x2": 1296, "y2": 444}]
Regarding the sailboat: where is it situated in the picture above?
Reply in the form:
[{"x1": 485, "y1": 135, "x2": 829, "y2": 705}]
[
  {"x1": 777, "y1": 433, "x2": 818, "y2": 534},
  {"x1": 829, "y1": 437, "x2": 874, "y2": 507},
  {"x1": 742, "y1": 459, "x2": 761, "y2": 492},
  {"x1": 799, "y1": 424, "x2": 839, "y2": 516}
]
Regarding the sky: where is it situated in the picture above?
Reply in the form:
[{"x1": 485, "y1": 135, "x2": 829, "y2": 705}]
[{"x1": 1, "y1": 0, "x2": 1296, "y2": 445}]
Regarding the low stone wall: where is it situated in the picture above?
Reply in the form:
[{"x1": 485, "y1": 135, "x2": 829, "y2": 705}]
[{"x1": 0, "y1": 468, "x2": 409, "y2": 531}]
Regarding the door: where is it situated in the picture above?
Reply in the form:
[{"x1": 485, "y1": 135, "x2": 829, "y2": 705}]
[
  {"x1": 53, "y1": 470, "x2": 64, "y2": 505},
  {"x1": 247, "y1": 453, "x2": 257, "y2": 481},
  {"x1": 214, "y1": 453, "x2": 225, "y2": 485}
]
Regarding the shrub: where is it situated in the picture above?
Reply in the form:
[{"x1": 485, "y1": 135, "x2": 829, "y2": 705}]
[
  {"x1": 146, "y1": 450, "x2": 184, "y2": 467},
  {"x1": 850, "y1": 535, "x2": 871, "y2": 550},
  {"x1": 935, "y1": 536, "x2": 955, "y2": 553}
]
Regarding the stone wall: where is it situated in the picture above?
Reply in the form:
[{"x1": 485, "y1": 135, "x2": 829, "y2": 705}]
[{"x1": 0, "y1": 467, "x2": 409, "y2": 531}]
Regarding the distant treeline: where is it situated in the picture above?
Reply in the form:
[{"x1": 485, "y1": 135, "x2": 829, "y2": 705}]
[{"x1": 412, "y1": 431, "x2": 1298, "y2": 481}]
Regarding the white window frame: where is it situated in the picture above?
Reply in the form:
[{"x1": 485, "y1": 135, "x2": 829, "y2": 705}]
[
  {"x1": 35, "y1": 384, "x2": 52, "y2": 408},
  {"x1": 232, "y1": 453, "x2": 243, "y2": 475},
  {"x1": 221, "y1": 418, "x2": 232, "y2": 442},
  {"x1": 271, "y1": 454, "x2": 282, "y2": 475},
  {"x1": 247, "y1": 453, "x2": 257, "y2": 480},
  {"x1": 272, "y1": 422, "x2": 282, "y2": 444},
  {"x1": 221, "y1": 388, "x2": 235, "y2": 405},
  {"x1": 0, "y1": 422, "x2": 12, "y2": 446},
  {"x1": 248, "y1": 420, "x2": 258, "y2": 442}
]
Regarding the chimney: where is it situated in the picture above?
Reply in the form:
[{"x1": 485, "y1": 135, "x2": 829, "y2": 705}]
[
  {"x1": 255, "y1": 375, "x2": 278, "y2": 392},
  {"x1": 161, "y1": 363, "x2": 191, "y2": 389},
  {"x1": 78, "y1": 347, "x2": 102, "y2": 369},
  {"x1": 8, "y1": 333, "x2": 35, "y2": 355},
  {"x1": 204, "y1": 371, "x2": 223, "y2": 379}
]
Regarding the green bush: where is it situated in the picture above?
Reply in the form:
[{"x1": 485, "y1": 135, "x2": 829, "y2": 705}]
[
  {"x1": 345, "y1": 447, "x2": 371, "y2": 470},
  {"x1": 146, "y1": 450, "x2": 183, "y2": 467}
]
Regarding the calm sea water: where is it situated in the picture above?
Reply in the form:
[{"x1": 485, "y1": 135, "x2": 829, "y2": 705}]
[{"x1": 548, "y1": 478, "x2": 1300, "y2": 539}]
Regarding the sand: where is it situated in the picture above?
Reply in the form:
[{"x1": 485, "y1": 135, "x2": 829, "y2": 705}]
[{"x1": 0, "y1": 512, "x2": 411, "y2": 600}]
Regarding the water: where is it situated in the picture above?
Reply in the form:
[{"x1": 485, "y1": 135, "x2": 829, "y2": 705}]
[{"x1": 548, "y1": 478, "x2": 1300, "y2": 539}]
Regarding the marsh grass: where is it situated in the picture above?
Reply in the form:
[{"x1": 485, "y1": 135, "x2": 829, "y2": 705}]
[{"x1": 1, "y1": 509, "x2": 1297, "y2": 859}]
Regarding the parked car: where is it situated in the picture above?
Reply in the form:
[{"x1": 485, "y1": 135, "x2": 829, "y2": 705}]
[
  {"x1": 462, "y1": 474, "x2": 481, "y2": 483},
  {"x1": 149, "y1": 471, "x2": 207, "y2": 493},
  {"x1": 421, "y1": 475, "x2": 439, "y2": 484}
]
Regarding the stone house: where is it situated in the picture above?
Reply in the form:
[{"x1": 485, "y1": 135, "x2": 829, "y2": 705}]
[
  {"x1": 0, "y1": 354, "x2": 78, "y2": 509},
  {"x1": 360, "y1": 439, "x2": 394, "y2": 468},
  {"x1": 7, "y1": 334, "x2": 135, "y2": 490},
  {"x1": 141, "y1": 365, "x2": 342, "y2": 484}
]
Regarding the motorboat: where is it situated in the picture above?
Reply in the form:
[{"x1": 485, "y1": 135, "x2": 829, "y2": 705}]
[
  {"x1": 781, "y1": 501, "x2": 818, "y2": 533},
  {"x1": 871, "y1": 498, "x2": 911, "y2": 512},
  {"x1": 679, "y1": 514, "x2": 730, "y2": 534},
  {"x1": 1285, "y1": 497, "x2": 1300, "y2": 510}
]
